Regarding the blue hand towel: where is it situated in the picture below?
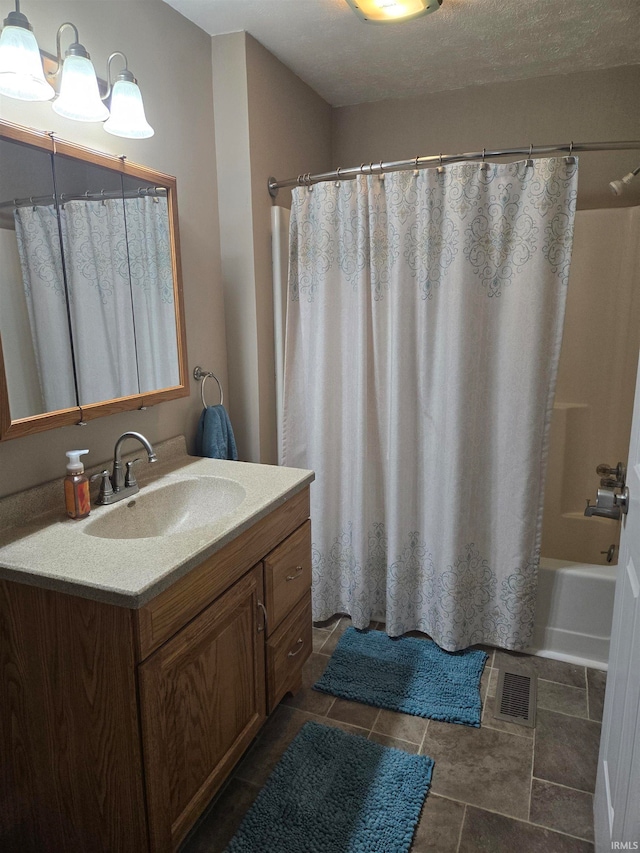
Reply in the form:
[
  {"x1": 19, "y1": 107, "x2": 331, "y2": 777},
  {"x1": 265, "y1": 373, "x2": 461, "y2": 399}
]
[{"x1": 196, "y1": 405, "x2": 238, "y2": 460}]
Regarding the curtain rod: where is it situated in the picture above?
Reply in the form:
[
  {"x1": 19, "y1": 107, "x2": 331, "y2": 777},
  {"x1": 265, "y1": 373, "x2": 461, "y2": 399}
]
[
  {"x1": 267, "y1": 140, "x2": 640, "y2": 198},
  {"x1": 0, "y1": 186, "x2": 167, "y2": 210}
]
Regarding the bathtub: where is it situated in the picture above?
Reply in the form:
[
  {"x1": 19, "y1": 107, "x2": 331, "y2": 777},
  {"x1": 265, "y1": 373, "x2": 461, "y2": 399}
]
[{"x1": 529, "y1": 557, "x2": 616, "y2": 671}]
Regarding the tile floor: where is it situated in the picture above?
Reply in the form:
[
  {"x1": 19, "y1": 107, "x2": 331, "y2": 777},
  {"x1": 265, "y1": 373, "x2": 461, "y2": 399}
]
[{"x1": 182, "y1": 616, "x2": 606, "y2": 853}]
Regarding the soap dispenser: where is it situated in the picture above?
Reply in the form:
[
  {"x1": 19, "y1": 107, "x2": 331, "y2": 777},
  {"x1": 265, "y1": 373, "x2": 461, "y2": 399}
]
[{"x1": 64, "y1": 449, "x2": 90, "y2": 519}]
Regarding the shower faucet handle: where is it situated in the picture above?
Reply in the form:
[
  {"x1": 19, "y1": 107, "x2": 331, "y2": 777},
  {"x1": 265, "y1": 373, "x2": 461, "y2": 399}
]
[
  {"x1": 600, "y1": 477, "x2": 619, "y2": 489},
  {"x1": 596, "y1": 462, "x2": 626, "y2": 486}
]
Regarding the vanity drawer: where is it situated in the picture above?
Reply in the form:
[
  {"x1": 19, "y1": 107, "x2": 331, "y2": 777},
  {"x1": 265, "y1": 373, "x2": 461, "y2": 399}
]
[
  {"x1": 264, "y1": 520, "x2": 311, "y2": 635},
  {"x1": 266, "y1": 591, "x2": 312, "y2": 712}
]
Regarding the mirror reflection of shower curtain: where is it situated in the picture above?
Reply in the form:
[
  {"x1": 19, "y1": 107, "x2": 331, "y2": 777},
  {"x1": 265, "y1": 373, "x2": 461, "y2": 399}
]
[
  {"x1": 13, "y1": 204, "x2": 77, "y2": 412},
  {"x1": 123, "y1": 196, "x2": 179, "y2": 393},
  {"x1": 14, "y1": 196, "x2": 178, "y2": 411},
  {"x1": 282, "y1": 160, "x2": 579, "y2": 652}
]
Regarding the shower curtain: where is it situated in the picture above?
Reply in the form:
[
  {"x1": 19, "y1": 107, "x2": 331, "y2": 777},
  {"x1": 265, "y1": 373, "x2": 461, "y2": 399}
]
[
  {"x1": 282, "y1": 159, "x2": 578, "y2": 651},
  {"x1": 14, "y1": 196, "x2": 178, "y2": 410}
]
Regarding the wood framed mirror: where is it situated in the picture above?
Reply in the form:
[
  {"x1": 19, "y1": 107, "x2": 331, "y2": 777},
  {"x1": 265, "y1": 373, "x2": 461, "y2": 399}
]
[{"x1": 0, "y1": 119, "x2": 189, "y2": 440}]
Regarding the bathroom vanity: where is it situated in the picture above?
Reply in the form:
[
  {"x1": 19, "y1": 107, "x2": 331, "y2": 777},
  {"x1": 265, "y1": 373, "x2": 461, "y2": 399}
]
[{"x1": 0, "y1": 439, "x2": 314, "y2": 852}]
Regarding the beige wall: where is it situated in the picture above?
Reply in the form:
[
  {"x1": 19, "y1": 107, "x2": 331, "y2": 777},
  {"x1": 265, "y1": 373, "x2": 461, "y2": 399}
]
[
  {"x1": 212, "y1": 32, "x2": 332, "y2": 465},
  {"x1": 0, "y1": 1, "x2": 225, "y2": 499},
  {"x1": 333, "y1": 66, "x2": 640, "y2": 210},
  {"x1": 211, "y1": 33, "x2": 259, "y2": 461},
  {"x1": 245, "y1": 35, "x2": 333, "y2": 464}
]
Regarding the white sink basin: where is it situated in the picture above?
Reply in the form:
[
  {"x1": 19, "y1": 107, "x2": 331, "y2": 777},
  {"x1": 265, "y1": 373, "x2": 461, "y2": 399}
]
[{"x1": 83, "y1": 476, "x2": 246, "y2": 540}]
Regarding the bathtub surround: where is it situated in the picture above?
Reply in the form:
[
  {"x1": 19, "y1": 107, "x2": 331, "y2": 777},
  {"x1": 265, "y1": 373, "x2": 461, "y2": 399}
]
[
  {"x1": 224, "y1": 721, "x2": 434, "y2": 853},
  {"x1": 283, "y1": 160, "x2": 578, "y2": 651},
  {"x1": 541, "y1": 206, "x2": 640, "y2": 565},
  {"x1": 314, "y1": 628, "x2": 487, "y2": 726}
]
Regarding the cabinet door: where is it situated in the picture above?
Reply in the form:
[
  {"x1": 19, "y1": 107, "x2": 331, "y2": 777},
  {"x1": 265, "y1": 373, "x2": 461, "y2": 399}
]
[{"x1": 138, "y1": 565, "x2": 266, "y2": 852}]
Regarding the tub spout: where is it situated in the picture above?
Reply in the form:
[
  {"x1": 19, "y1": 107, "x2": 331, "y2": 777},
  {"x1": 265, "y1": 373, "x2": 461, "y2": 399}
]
[
  {"x1": 584, "y1": 487, "x2": 628, "y2": 520},
  {"x1": 584, "y1": 502, "x2": 621, "y2": 521}
]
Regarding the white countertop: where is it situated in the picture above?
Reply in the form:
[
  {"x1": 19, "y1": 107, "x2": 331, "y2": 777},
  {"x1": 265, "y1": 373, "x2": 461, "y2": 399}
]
[{"x1": 0, "y1": 445, "x2": 314, "y2": 608}]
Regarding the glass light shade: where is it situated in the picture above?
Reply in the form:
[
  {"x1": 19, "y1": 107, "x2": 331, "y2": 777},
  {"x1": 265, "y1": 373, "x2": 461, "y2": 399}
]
[
  {"x1": 0, "y1": 25, "x2": 54, "y2": 101},
  {"x1": 52, "y1": 53, "x2": 109, "y2": 122},
  {"x1": 104, "y1": 79, "x2": 154, "y2": 139},
  {"x1": 344, "y1": 0, "x2": 441, "y2": 23}
]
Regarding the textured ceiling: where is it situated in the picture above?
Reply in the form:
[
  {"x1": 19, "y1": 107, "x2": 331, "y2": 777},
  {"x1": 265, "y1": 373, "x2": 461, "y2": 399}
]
[{"x1": 162, "y1": 0, "x2": 640, "y2": 107}]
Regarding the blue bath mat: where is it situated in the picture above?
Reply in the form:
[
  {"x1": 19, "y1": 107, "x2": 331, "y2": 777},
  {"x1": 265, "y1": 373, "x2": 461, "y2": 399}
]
[
  {"x1": 314, "y1": 627, "x2": 487, "y2": 727},
  {"x1": 224, "y1": 720, "x2": 434, "y2": 853}
]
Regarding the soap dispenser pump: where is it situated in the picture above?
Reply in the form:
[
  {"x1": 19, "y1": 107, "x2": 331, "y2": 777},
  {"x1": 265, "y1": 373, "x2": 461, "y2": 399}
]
[{"x1": 64, "y1": 449, "x2": 90, "y2": 519}]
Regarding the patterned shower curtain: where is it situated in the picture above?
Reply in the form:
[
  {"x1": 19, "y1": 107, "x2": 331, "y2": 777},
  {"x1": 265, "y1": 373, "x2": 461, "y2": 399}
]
[{"x1": 282, "y1": 159, "x2": 578, "y2": 652}]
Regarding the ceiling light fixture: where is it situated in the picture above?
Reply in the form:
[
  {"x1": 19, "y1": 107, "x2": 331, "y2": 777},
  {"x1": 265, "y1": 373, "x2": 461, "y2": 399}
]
[
  {"x1": 344, "y1": 0, "x2": 443, "y2": 24},
  {"x1": 0, "y1": 2, "x2": 154, "y2": 139}
]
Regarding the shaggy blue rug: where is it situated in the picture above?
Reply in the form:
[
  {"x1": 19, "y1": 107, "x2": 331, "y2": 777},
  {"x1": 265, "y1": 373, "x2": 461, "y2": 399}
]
[
  {"x1": 314, "y1": 627, "x2": 487, "y2": 727},
  {"x1": 224, "y1": 721, "x2": 434, "y2": 853}
]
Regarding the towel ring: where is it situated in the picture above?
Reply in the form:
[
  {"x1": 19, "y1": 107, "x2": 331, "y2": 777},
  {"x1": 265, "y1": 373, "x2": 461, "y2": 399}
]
[{"x1": 193, "y1": 366, "x2": 224, "y2": 408}]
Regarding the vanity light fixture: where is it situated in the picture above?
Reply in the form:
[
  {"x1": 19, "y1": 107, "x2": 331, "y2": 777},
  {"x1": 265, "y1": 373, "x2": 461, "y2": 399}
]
[
  {"x1": 103, "y1": 52, "x2": 154, "y2": 139},
  {"x1": 0, "y1": 0, "x2": 54, "y2": 101},
  {"x1": 50, "y1": 22, "x2": 109, "y2": 122},
  {"x1": 344, "y1": 0, "x2": 442, "y2": 23},
  {"x1": 0, "y1": 2, "x2": 154, "y2": 138}
]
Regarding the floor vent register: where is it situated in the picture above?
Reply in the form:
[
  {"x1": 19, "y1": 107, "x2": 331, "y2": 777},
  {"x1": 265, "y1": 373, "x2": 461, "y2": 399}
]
[{"x1": 493, "y1": 669, "x2": 537, "y2": 728}]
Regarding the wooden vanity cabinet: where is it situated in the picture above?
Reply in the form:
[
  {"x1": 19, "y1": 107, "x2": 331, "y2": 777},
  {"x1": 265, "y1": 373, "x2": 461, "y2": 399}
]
[
  {"x1": 139, "y1": 565, "x2": 266, "y2": 852},
  {"x1": 0, "y1": 487, "x2": 312, "y2": 853}
]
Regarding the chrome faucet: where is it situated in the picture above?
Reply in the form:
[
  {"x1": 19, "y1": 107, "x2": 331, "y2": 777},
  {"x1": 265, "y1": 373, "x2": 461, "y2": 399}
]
[
  {"x1": 92, "y1": 431, "x2": 157, "y2": 505},
  {"x1": 584, "y1": 461, "x2": 629, "y2": 521},
  {"x1": 584, "y1": 489, "x2": 627, "y2": 521}
]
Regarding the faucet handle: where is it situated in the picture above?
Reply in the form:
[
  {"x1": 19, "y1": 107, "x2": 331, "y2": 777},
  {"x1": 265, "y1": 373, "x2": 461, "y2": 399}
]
[
  {"x1": 596, "y1": 462, "x2": 626, "y2": 486},
  {"x1": 125, "y1": 458, "x2": 143, "y2": 488},
  {"x1": 91, "y1": 470, "x2": 114, "y2": 504},
  {"x1": 600, "y1": 477, "x2": 619, "y2": 489}
]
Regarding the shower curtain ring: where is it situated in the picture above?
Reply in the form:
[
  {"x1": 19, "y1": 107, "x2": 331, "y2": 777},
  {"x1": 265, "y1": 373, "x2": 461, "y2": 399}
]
[
  {"x1": 480, "y1": 148, "x2": 489, "y2": 171},
  {"x1": 437, "y1": 153, "x2": 445, "y2": 174},
  {"x1": 307, "y1": 173, "x2": 314, "y2": 191},
  {"x1": 379, "y1": 160, "x2": 385, "y2": 181},
  {"x1": 413, "y1": 156, "x2": 419, "y2": 177},
  {"x1": 566, "y1": 141, "x2": 576, "y2": 165},
  {"x1": 335, "y1": 167, "x2": 342, "y2": 186},
  {"x1": 360, "y1": 163, "x2": 365, "y2": 176},
  {"x1": 526, "y1": 144, "x2": 534, "y2": 168}
]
